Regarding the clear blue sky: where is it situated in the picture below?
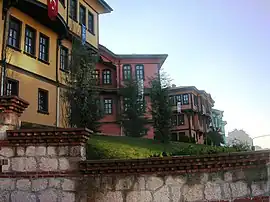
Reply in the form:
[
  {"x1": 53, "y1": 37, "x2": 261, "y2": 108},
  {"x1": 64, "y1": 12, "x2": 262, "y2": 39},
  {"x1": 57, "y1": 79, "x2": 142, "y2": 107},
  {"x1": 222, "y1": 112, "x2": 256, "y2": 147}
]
[{"x1": 99, "y1": 0, "x2": 270, "y2": 147}]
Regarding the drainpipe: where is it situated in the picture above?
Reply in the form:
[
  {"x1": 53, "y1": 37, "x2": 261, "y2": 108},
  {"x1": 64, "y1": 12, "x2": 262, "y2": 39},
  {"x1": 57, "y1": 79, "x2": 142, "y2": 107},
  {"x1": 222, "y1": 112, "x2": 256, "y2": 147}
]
[
  {"x1": 55, "y1": 38, "x2": 61, "y2": 127},
  {"x1": 118, "y1": 59, "x2": 123, "y2": 136},
  {"x1": 1, "y1": 7, "x2": 10, "y2": 96}
]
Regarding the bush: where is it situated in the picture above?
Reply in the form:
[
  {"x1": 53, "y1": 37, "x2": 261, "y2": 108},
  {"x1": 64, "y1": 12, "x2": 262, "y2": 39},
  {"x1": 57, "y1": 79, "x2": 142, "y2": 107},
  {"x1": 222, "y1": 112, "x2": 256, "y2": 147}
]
[{"x1": 86, "y1": 135, "x2": 240, "y2": 160}]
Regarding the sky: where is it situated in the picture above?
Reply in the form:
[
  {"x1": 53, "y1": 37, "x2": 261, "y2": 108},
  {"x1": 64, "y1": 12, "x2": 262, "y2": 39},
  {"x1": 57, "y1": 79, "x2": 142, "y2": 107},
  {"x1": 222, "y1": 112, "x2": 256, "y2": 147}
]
[{"x1": 99, "y1": 0, "x2": 270, "y2": 148}]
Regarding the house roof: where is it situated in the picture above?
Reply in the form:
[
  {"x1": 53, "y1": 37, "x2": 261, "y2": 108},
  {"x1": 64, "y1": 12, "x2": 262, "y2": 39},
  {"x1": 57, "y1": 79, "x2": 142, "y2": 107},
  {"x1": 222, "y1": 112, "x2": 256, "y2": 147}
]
[
  {"x1": 98, "y1": 0, "x2": 113, "y2": 13},
  {"x1": 99, "y1": 44, "x2": 168, "y2": 67}
]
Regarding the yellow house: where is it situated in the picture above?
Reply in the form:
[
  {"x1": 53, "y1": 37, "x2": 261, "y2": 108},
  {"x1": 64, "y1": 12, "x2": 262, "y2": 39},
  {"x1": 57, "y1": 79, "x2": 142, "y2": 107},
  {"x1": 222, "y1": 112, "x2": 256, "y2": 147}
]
[{"x1": 0, "y1": 0, "x2": 112, "y2": 128}]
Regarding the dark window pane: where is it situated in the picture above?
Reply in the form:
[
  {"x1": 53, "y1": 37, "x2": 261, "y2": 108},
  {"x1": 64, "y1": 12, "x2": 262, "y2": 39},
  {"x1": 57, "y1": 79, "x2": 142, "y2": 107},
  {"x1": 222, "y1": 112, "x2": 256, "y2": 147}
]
[
  {"x1": 135, "y1": 65, "x2": 144, "y2": 80},
  {"x1": 6, "y1": 79, "x2": 19, "y2": 96},
  {"x1": 8, "y1": 17, "x2": 21, "y2": 48},
  {"x1": 70, "y1": 0, "x2": 77, "y2": 20},
  {"x1": 60, "y1": 46, "x2": 69, "y2": 70},
  {"x1": 183, "y1": 94, "x2": 189, "y2": 104},
  {"x1": 79, "y1": 5, "x2": 86, "y2": 25},
  {"x1": 102, "y1": 70, "x2": 111, "y2": 84},
  {"x1": 104, "y1": 98, "x2": 112, "y2": 114},
  {"x1": 88, "y1": 12, "x2": 94, "y2": 33},
  {"x1": 39, "y1": 34, "x2": 49, "y2": 62},
  {"x1": 38, "y1": 89, "x2": 48, "y2": 112},
  {"x1": 123, "y1": 65, "x2": 131, "y2": 80},
  {"x1": 24, "y1": 26, "x2": 36, "y2": 55}
]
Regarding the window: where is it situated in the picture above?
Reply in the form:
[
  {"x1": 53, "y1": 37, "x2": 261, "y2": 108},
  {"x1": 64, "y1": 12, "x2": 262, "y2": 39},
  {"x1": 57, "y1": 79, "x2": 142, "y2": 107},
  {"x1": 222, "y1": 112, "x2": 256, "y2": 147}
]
[
  {"x1": 102, "y1": 69, "x2": 111, "y2": 84},
  {"x1": 183, "y1": 94, "x2": 189, "y2": 104},
  {"x1": 137, "y1": 96, "x2": 145, "y2": 113},
  {"x1": 60, "y1": 46, "x2": 69, "y2": 71},
  {"x1": 123, "y1": 65, "x2": 131, "y2": 80},
  {"x1": 5, "y1": 78, "x2": 19, "y2": 96},
  {"x1": 171, "y1": 114, "x2": 185, "y2": 126},
  {"x1": 38, "y1": 89, "x2": 49, "y2": 113},
  {"x1": 171, "y1": 133, "x2": 178, "y2": 141},
  {"x1": 135, "y1": 65, "x2": 144, "y2": 80},
  {"x1": 8, "y1": 17, "x2": 21, "y2": 49},
  {"x1": 24, "y1": 25, "x2": 36, "y2": 55},
  {"x1": 79, "y1": 4, "x2": 86, "y2": 25},
  {"x1": 39, "y1": 34, "x2": 49, "y2": 62},
  {"x1": 93, "y1": 69, "x2": 100, "y2": 84},
  {"x1": 88, "y1": 12, "x2": 94, "y2": 34},
  {"x1": 194, "y1": 95, "x2": 198, "y2": 106},
  {"x1": 70, "y1": 0, "x2": 77, "y2": 20},
  {"x1": 104, "y1": 98, "x2": 112, "y2": 114},
  {"x1": 123, "y1": 97, "x2": 130, "y2": 112}
]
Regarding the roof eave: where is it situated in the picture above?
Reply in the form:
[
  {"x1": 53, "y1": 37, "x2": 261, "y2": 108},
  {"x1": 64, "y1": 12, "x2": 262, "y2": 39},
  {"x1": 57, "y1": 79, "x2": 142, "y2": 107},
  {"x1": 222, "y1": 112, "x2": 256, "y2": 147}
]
[{"x1": 98, "y1": 0, "x2": 113, "y2": 13}]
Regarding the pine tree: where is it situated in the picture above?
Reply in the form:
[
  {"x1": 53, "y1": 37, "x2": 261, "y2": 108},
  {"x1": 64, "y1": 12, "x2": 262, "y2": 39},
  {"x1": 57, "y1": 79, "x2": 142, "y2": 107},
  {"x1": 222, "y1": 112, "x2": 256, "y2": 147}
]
[
  {"x1": 63, "y1": 38, "x2": 102, "y2": 131},
  {"x1": 120, "y1": 79, "x2": 148, "y2": 137},
  {"x1": 149, "y1": 71, "x2": 173, "y2": 143}
]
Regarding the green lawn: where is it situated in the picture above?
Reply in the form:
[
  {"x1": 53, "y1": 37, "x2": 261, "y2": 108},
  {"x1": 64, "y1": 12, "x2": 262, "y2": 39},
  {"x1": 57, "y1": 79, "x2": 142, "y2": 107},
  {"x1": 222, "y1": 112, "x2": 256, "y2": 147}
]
[{"x1": 86, "y1": 135, "x2": 237, "y2": 160}]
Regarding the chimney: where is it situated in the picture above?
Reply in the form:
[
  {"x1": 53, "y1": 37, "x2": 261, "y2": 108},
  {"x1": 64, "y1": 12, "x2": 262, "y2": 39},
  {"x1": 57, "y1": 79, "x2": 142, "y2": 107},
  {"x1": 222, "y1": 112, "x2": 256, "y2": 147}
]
[{"x1": 0, "y1": 96, "x2": 29, "y2": 140}]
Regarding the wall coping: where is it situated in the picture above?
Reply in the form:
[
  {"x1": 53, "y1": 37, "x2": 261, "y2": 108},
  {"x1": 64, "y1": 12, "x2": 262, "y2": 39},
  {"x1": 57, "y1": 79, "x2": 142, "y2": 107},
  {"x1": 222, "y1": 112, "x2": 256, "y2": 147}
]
[
  {"x1": 5, "y1": 128, "x2": 92, "y2": 146},
  {"x1": 0, "y1": 96, "x2": 29, "y2": 116},
  {"x1": 80, "y1": 150, "x2": 270, "y2": 176}
]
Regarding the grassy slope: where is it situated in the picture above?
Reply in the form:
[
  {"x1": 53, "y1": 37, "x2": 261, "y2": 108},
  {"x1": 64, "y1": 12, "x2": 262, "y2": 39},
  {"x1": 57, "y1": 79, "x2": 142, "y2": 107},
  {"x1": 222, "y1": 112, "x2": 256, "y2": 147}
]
[{"x1": 87, "y1": 135, "x2": 237, "y2": 160}]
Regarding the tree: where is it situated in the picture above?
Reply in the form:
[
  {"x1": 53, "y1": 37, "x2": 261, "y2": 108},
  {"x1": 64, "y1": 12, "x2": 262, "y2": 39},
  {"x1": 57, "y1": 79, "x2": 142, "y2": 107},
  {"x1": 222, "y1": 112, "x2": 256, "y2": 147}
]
[
  {"x1": 63, "y1": 38, "x2": 102, "y2": 131},
  {"x1": 206, "y1": 127, "x2": 225, "y2": 146},
  {"x1": 226, "y1": 129, "x2": 252, "y2": 146},
  {"x1": 149, "y1": 70, "x2": 173, "y2": 143},
  {"x1": 120, "y1": 79, "x2": 148, "y2": 137}
]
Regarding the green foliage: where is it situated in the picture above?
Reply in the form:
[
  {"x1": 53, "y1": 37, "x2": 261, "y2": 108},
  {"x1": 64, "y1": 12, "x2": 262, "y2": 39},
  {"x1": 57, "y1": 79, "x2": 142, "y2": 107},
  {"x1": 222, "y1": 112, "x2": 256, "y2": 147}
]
[
  {"x1": 63, "y1": 38, "x2": 102, "y2": 131},
  {"x1": 86, "y1": 135, "x2": 240, "y2": 160},
  {"x1": 120, "y1": 79, "x2": 148, "y2": 137},
  {"x1": 230, "y1": 139, "x2": 251, "y2": 152},
  {"x1": 149, "y1": 70, "x2": 173, "y2": 143},
  {"x1": 206, "y1": 128, "x2": 225, "y2": 146}
]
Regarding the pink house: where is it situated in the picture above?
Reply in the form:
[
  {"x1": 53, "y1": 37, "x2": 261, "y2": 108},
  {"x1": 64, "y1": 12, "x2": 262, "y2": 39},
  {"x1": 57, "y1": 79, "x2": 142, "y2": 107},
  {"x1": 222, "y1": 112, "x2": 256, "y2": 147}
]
[{"x1": 96, "y1": 45, "x2": 168, "y2": 138}]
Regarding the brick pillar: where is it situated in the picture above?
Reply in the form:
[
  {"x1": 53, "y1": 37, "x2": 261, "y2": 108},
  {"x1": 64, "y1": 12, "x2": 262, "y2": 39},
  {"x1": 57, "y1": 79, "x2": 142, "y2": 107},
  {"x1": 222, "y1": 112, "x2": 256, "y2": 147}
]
[{"x1": 0, "y1": 96, "x2": 29, "y2": 140}]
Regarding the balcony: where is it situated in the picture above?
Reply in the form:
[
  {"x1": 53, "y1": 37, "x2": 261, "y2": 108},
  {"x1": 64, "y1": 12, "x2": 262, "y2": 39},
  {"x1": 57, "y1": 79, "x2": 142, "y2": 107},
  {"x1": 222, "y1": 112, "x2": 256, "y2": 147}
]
[{"x1": 11, "y1": 0, "x2": 68, "y2": 37}]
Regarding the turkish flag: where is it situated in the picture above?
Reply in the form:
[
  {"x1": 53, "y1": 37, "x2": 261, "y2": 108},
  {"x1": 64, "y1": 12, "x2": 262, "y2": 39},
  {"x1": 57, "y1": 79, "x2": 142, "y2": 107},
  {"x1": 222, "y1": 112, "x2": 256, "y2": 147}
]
[{"x1": 48, "y1": 0, "x2": 58, "y2": 20}]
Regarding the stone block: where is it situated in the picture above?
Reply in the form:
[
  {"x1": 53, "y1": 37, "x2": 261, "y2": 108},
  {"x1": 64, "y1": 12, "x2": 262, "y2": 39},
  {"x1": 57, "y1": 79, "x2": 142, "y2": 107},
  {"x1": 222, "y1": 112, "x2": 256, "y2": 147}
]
[
  {"x1": 59, "y1": 158, "x2": 70, "y2": 170},
  {"x1": 251, "y1": 182, "x2": 267, "y2": 196},
  {"x1": 101, "y1": 176, "x2": 114, "y2": 190},
  {"x1": 171, "y1": 186, "x2": 181, "y2": 202},
  {"x1": 116, "y1": 176, "x2": 135, "y2": 190},
  {"x1": 39, "y1": 157, "x2": 58, "y2": 171},
  {"x1": 230, "y1": 181, "x2": 249, "y2": 198},
  {"x1": 182, "y1": 184, "x2": 204, "y2": 202},
  {"x1": 38, "y1": 189, "x2": 58, "y2": 202},
  {"x1": 11, "y1": 157, "x2": 37, "y2": 171},
  {"x1": 221, "y1": 183, "x2": 231, "y2": 199},
  {"x1": 165, "y1": 175, "x2": 186, "y2": 186},
  {"x1": 70, "y1": 146, "x2": 84, "y2": 157},
  {"x1": 32, "y1": 179, "x2": 48, "y2": 192},
  {"x1": 25, "y1": 157, "x2": 37, "y2": 171},
  {"x1": 62, "y1": 192, "x2": 75, "y2": 202},
  {"x1": 146, "y1": 176, "x2": 164, "y2": 191},
  {"x1": 204, "y1": 182, "x2": 222, "y2": 201},
  {"x1": 36, "y1": 146, "x2": 46, "y2": 156},
  {"x1": 0, "y1": 179, "x2": 15, "y2": 190},
  {"x1": 59, "y1": 146, "x2": 69, "y2": 156},
  {"x1": 0, "y1": 191, "x2": 10, "y2": 202},
  {"x1": 47, "y1": 146, "x2": 57, "y2": 156},
  {"x1": 16, "y1": 179, "x2": 31, "y2": 191},
  {"x1": 11, "y1": 191, "x2": 36, "y2": 202},
  {"x1": 62, "y1": 179, "x2": 76, "y2": 191},
  {"x1": 48, "y1": 178, "x2": 61, "y2": 189},
  {"x1": 133, "y1": 177, "x2": 146, "y2": 191},
  {"x1": 200, "y1": 173, "x2": 209, "y2": 183},
  {"x1": 0, "y1": 147, "x2": 14, "y2": 157},
  {"x1": 153, "y1": 186, "x2": 170, "y2": 202},
  {"x1": 16, "y1": 147, "x2": 25, "y2": 156},
  {"x1": 224, "y1": 172, "x2": 233, "y2": 182},
  {"x1": 126, "y1": 191, "x2": 152, "y2": 202},
  {"x1": 95, "y1": 191, "x2": 123, "y2": 202},
  {"x1": 25, "y1": 146, "x2": 36, "y2": 156}
]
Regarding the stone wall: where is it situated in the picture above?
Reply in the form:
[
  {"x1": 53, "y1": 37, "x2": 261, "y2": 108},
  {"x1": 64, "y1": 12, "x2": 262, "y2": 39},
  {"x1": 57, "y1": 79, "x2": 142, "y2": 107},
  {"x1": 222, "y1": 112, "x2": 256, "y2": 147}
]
[{"x1": 81, "y1": 168, "x2": 269, "y2": 202}]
